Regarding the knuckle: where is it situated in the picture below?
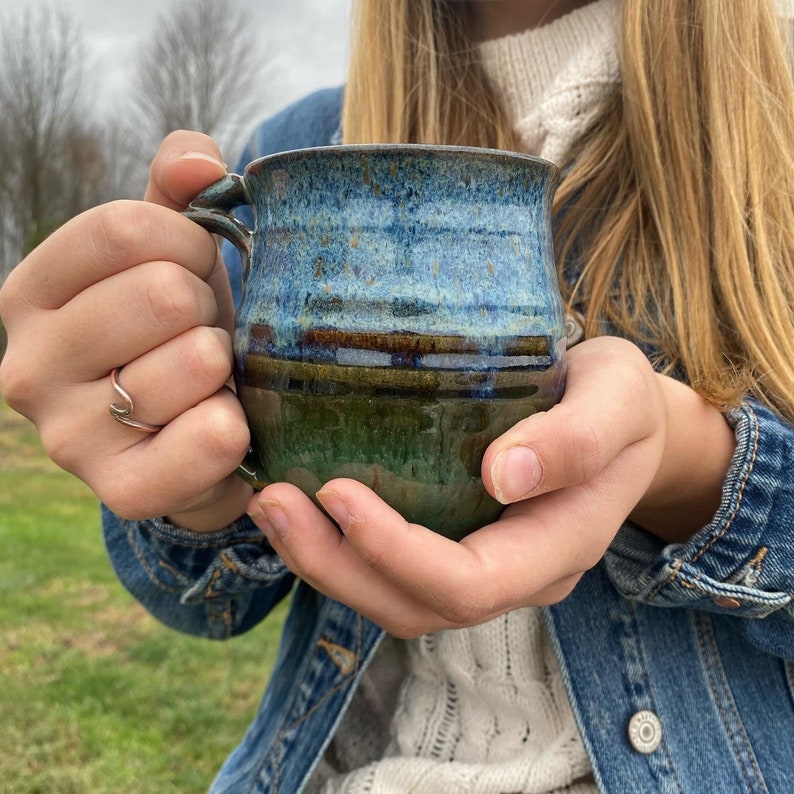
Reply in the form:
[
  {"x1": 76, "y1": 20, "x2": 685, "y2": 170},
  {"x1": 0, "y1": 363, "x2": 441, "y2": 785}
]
[
  {"x1": 295, "y1": 552, "x2": 329, "y2": 585},
  {"x1": 94, "y1": 459, "x2": 169, "y2": 521},
  {"x1": 145, "y1": 263, "x2": 208, "y2": 330},
  {"x1": 184, "y1": 328, "x2": 232, "y2": 387},
  {"x1": 201, "y1": 404, "x2": 251, "y2": 466},
  {"x1": 354, "y1": 538, "x2": 389, "y2": 572},
  {"x1": 87, "y1": 200, "x2": 153, "y2": 266},
  {"x1": 562, "y1": 413, "x2": 606, "y2": 483},
  {"x1": 436, "y1": 603, "x2": 477, "y2": 626},
  {"x1": 603, "y1": 338, "x2": 656, "y2": 395},
  {"x1": 289, "y1": 531, "x2": 347, "y2": 585},
  {"x1": 386, "y1": 619, "x2": 434, "y2": 641},
  {"x1": 98, "y1": 476, "x2": 148, "y2": 521},
  {"x1": 38, "y1": 421, "x2": 81, "y2": 474},
  {"x1": 0, "y1": 269, "x2": 19, "y2": 320},
  {"x1": 435, "y1": 588, "x2": 493, "y2": 627},
  {"x1": 536, "y1": 576, "x2": 582, "y2": 607},
  {"x1": 0, "y1": 352, "x2": 35, "y2": 412}
]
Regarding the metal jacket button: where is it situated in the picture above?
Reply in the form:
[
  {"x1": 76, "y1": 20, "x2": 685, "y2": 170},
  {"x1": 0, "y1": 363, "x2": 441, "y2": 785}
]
[
  {"x1": 713, "y1": 595, "x2": 742, "y2": 609},
  {"x1": 628, "y1": 710, "x2": 663, "y2": 754}
]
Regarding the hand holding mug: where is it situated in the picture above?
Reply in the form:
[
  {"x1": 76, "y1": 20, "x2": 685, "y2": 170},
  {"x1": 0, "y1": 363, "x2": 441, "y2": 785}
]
[
  {"x1": 187, "y1": 144, "x2": 568, "y2": 538},
  {"x1": 0, "y1": 132, "x2": 253, "y2": 530},
  {"x1": 245, "y1": 336, "x2": 669, "y2": 638}
]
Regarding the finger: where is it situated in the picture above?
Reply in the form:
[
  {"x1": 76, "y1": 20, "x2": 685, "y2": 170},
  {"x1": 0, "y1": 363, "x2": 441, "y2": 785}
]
[
  {"x1": 477, "y1": 430, "x2": 662, "y2": 601},
  {"x1": 247, "y1": 484, "x2": 461, "y2": 638},
  {"x1": 312, "y1": 436, "x2": 658, "y2": 624},
  {"x1": 142, "y1": 130, "x2": 237, "y2": 333},
  {"x1": 144, "y1": 130, "x2": 228, "y2": 210},
  {"x1": 299, "y1": 478, "x2": 502, "y2": 626},
  {"x1": 482, "y1": 337, "x2": 663, "y2": 504},
  {"x1": 1, "y1": 259, "x2": 223, "y2": 426},
  {"x1": 252, "y1": 479, "x2": 577, "y2": 635},
  {"x1": 31, "y1": 362, "x2": 246, "y2": 517},
  {"x1": 0, "y1": 200, "x2": 219, "y2": 316},
  {"x1": 92, "y1": 387, "x2": 250, "y2": 520},
  {"x1": 104, "y1": 325, "x2": 233, "y2": 432},
  {"x1": 314, "y1": 479, "x2": 539, "y2": 623},
  {"x1": 52, "y1": 260, "x2": 221, "y2": 381}
]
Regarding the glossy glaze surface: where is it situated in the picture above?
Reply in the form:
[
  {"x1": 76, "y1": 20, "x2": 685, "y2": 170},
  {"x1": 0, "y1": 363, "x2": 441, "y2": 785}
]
[{"x1": 190, "y1": 145, "x2": 567, "y2": 539}]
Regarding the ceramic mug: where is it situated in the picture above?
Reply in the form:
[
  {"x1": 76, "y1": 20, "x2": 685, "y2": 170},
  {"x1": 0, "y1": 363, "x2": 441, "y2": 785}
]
[{"x1": 185, "y1": 144, "x2": 567, "y2": 540}]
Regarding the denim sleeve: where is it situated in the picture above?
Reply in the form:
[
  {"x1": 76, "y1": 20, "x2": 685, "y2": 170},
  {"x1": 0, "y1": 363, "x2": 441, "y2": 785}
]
[
  {"x1": 102, "y1": 506, "x2": 294, "y2": 640},
  {"x1": 98, "y1": 90, "x2": 344, "y2": 641},
  {"x1": 605, "y1": 399, "x2": 794, "y2": 658}
]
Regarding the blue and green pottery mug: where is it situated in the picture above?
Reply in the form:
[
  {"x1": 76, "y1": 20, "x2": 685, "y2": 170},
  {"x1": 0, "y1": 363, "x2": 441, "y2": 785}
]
[{"x1": 186, "y1": 144, "x2": 567, "y2": 540}]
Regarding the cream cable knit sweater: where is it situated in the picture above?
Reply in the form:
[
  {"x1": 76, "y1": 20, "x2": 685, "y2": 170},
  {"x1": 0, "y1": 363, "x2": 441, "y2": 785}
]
[
  {"x1": 479, "y1": 0, "x2": 620, "y2": 165},
  {"x1": 310, "y1": 2, "x2": 619, "y2": 792}
]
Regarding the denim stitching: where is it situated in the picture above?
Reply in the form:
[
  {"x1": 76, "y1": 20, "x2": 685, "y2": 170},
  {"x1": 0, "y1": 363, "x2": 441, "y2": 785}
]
[
  {"x1": 207, "y1": 602, "x2": 233, "y2": 639},
  {"x1": 736, "y1": 547, "x2": 767, "y2": 588},
  {"x1": 647, "y1": 558, "x2": 683, "y2": 600},
  {"x1": 146, "y1": 516, "x2": 265, "y2": 549},
  {"x1": 784, "y1": 660, "x2": 794, "y2": 706},
  {"x1": 122, "y1": 517, "x2": 183, "y2": 593},
  {"x1": 690, "y1": 405, "x2": 759, "y2": 564},
  {"x1": 204, "y1": 568, "x2": 223, "y2": 598},
  {"x1": 623, "y1": 602, "x2": 685, "y2": 793},
  {"x1": 220, "y1": 551, "x2": 240, "y2": 574},
  {"x1": 317, "y1": 637, "x2": 357, "y2": 675},
  {"x1": 124, "y1": 517, "x2": 285, "y2": 597},
  {"x1": 694, "y1": 612, "x2": 768, "y2": 794},
  {"x1": 157, "y1": 559, "x2": 189, "y2": 584},
  {"x1": 649, "y1": 563, "x2": 785, "y2": 611},
  {"x1": 265, "y1": 613, "x2": 364, "y2": 792},
  {"x1": 651, "y1": 405, "x2": 760, "y2": 600}
]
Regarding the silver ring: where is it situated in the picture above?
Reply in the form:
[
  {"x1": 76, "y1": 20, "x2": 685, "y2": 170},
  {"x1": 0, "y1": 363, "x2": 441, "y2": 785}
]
[{"x1": 109, "y1": 366, "x2": 163, "y2": 433}]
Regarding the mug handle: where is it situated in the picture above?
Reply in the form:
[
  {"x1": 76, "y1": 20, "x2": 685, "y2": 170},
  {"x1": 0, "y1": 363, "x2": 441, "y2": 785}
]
[
  {"x1": 184, "y1": 174, "x2": 265, "y2": 489},
  {"x1": 183, "y1": 173, "x2": 253, "y2": 276}
]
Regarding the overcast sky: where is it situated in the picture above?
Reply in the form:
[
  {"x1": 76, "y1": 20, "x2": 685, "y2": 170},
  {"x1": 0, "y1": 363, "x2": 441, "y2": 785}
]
[{"x1": 0, "y1": 0, "x2": 351, "y2": 155}]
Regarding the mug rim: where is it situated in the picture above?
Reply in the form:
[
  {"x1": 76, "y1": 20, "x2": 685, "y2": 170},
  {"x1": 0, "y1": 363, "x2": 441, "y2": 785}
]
[{"x1": 243, "y1": 143, "x2": 560, "y2": 179}]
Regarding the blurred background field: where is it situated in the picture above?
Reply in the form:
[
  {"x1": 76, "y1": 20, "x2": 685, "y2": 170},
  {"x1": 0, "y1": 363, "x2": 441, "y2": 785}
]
[
  {"x1": 0, "y1": 398, "x2": 287, "y2": 793},
  {"x1": 0, "y1": 0, "x2": 344, "y2": 787}
]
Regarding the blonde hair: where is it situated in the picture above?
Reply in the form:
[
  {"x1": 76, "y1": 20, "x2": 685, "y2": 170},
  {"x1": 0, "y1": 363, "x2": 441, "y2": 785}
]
[
  {"x1": 343, "y1": 0, "x2": 794, "y2": 423},
  {"x1": 342, "y1": 0, "x2": 517, "y2": 149}
]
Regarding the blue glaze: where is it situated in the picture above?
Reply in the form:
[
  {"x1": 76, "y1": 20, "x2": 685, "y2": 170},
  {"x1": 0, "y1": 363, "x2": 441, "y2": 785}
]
[
  {"x1": 186, "y1": 144, "x2": 567, "y2": 538},
  {"x1": 237, "y1": 145, "x2": 564, "y2": 372}
]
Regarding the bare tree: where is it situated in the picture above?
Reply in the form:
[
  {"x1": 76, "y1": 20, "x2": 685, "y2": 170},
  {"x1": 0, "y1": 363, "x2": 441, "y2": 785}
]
[
  {"x1": 99, "y1": 118, "x2": 152, "y2": 203},
  {"x1": 0, "y1": 6, "x2": 88, "y2": 276},
  {"x1": 130, "y1": 0, "x2": 271, "y2": 160}
]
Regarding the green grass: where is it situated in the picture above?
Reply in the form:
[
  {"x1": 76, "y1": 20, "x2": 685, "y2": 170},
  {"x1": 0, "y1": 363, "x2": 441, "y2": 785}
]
[{"x1": 0, "y1": 400, "x2": 288, "y2": 793}]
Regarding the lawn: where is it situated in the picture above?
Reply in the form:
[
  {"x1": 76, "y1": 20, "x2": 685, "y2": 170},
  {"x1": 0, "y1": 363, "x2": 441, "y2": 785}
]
[{"x1": 0, "y1": 399, "x2": 288, "y2": 793}]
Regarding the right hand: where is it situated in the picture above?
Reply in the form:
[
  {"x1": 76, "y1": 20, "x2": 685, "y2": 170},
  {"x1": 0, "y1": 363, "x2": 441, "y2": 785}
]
[{"x1": 0, "y1": 131, "x2": 253, "y2": 531}]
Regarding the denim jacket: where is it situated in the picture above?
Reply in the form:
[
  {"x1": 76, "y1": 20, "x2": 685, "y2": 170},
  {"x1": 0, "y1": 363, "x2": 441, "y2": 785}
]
[{"x1": 103, "y1": 88, "x2": 794, "y2": 794}]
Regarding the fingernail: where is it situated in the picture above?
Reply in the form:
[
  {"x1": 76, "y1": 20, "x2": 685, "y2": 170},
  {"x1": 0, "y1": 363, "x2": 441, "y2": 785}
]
[
  {"x1": 248, "y1": 498, "x2": 289, "y2": 541},
  {"x1": 178, "y1": 151, "x2": 227, "y2": 169},
  {"x1": 491, "y1": 446, "x2": 543, "y2": 504},
  {"x1": 316, "y1": 489, "x2": 352, "y2": 531}
]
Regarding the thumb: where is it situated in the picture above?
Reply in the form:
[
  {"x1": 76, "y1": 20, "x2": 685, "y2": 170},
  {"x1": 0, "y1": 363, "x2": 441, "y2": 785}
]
[
  {"x1": 144, "y1": 129, "x2": 228, "y2": 210},
  {"x1": 481, "y1": 337, "x2": 663, "y2": 504}
]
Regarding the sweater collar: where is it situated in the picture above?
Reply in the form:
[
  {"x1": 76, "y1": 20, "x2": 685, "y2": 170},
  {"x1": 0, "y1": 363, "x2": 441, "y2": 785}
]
[{"x1": 478, "y1": 0, "x2": 620, "y2": 164}]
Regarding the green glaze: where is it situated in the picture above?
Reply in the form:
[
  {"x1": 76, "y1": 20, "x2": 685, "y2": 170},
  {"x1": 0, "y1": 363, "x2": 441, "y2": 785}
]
[{"x1": 186, "y1": 144, "x2": 567, "y2": 539}]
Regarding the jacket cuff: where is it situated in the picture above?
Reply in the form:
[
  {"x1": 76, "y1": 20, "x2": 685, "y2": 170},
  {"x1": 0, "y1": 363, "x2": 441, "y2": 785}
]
[
  {"x1": 604, "y1": 401, "x2": 793, "y2": 619},
  {"x1": 103, "y1": 507, "x2": 291, "y2": 638},
  {"x1": 116, "y1": 512, "x2": 289, "y2": 596}
]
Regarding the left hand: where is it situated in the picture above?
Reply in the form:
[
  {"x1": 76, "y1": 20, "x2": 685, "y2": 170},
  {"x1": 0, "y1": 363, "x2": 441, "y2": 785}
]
[{"x1": 246, "y1": 336, "x2": 678, "y2": 637}]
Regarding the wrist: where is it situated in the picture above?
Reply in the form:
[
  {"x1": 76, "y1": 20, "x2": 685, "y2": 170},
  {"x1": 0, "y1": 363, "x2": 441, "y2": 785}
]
[
  {"x1": 166, "y1": 475, "x2": 253, "y2": 533},
  {"x1": 629, "y1": 375, "x2": 736, "y2": 543}
]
